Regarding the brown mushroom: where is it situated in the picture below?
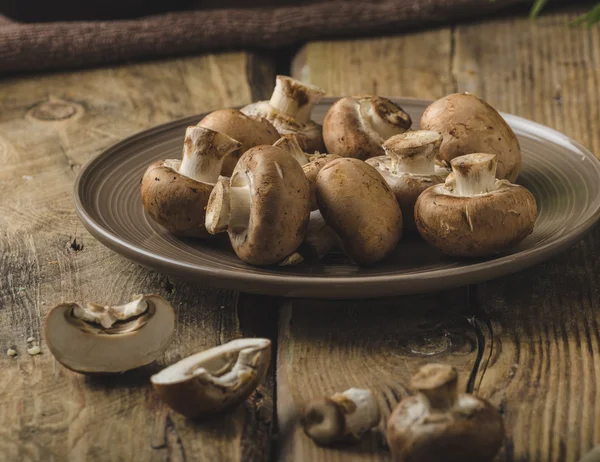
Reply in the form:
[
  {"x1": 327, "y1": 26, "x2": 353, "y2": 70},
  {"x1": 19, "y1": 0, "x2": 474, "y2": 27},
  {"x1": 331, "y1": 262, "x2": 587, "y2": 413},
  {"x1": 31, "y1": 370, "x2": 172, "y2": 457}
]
[
  {"x1": 141, "y1": 126, "x2": 241, "y2": 238},
  {"x1": 241, "y1": 75, "x2": 326, "y2": 153},
  {"x1": 322, "y1": 96, "x2": 412, "y2": 160},
  {"x1": 303, "y1": 153, "x2": 341, "y2": 211},
  {"x1": 197, "y1": 108, "x2": 280, "y2": 176},
  {"x1": 580, "y1": 445, "x2": 600, "y2": 462},
  {"x1": 279, "y1": 210, "x2": 339, "y2": 265},
  {"x1": 366, "y1": 130, "x2": 448, "y2": 231},
  {"x1": 45, "y1": 294, "x2": 175, "y2": 374},
  {"x1": 316, "y1": 157, "x2": 402, "y2": 266},
  {"x1": 302, "y1": 388, "x2": 381, "y2": 446},
  {"x1": 414, "y1": 153, "x2": 537, "y2": 257},
  {"x1": 151, "y1": 338, "x2": 271, "y2": 419},
  {"x1": 387, "y1": 364, "x2": 505, "y2": 462},
  {"x1": 273, "y1": 135, "x2": 311, "y2": 166},
  {"x1": 205, "y1": 145, "x2": 311, "y2": 265},
  {"x1": 420, "y1": 92, "x2": 522, "y2": 182}
]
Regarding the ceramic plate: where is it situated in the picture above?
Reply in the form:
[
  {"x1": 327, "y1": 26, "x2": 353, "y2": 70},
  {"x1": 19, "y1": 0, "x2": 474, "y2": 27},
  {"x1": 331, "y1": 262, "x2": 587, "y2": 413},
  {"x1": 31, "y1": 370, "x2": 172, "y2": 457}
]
[{"x1": 74, "y1": 98, "x2": 600, "y2": 299}]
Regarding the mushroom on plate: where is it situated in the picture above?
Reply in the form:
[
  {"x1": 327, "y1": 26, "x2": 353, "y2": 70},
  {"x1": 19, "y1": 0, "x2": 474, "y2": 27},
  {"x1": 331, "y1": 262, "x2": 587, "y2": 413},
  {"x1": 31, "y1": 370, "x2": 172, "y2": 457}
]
[
  {"x1": 141, "y1": 126, "x2": 241, "y2": 238},
  {"x1": 241, "y1": 75, "x2": 326, "y2": 153},
  {"x1": 322, "y1": 96, "x2": 412, "y2": 160},
  {"x1": 205, "y1": 145, "x2": 311, "y2": 265},
  {"x1": 316, "y1": 157, "x2": 402, "y2": 266},
  {"x1": 279, "y1": 210, "x2": 339, "y2": 266},
  {"x1": 273, "y1": 135, "x2": 311, "y2": 166},
  {"x1": 414, "y1": 153, "x2": 536, "y2": 257},
  {"x1": 45, "y1": 294, "x2": 175, "y2": 374},
  {"x1": 151, "y1": 338, "x2": 271, "y2": 419},
  {"x1": 420, "y1": 92, "x2": 522, "y2": 182},
  {"x1": 302, "y1": 388, "x2": 381, "y2": 445},
  {"x1": 366, "y1": 130, "x2": 447, "y2": 230},
  {"x1": 302, "y1": 153, "x2": 341, "y2": 211},
  {"x1": 387, "y1": 364, "x2": 505, "y2": 462},
  {"x1": 197, "y1": 108, "x2": 280, "y2": 176}
]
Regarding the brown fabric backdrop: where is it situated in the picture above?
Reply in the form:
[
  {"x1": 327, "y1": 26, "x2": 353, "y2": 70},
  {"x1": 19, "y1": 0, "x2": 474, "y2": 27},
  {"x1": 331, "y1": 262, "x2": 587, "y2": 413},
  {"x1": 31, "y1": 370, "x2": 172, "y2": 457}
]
[{"x1": 0, "y1": 0, "x2": 562, "y2": 75}]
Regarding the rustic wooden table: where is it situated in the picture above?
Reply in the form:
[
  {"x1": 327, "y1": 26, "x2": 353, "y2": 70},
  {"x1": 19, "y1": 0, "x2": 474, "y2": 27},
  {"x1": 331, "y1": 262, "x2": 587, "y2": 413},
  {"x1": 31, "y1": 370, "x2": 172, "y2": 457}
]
[{"x1": 1, "y1": 4, "x2": 599, "y2": 462}]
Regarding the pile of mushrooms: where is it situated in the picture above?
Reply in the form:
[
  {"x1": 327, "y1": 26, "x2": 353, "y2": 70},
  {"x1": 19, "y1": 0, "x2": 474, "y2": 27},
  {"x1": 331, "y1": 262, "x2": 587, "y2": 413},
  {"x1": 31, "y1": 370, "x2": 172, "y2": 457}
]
[{"x1": 141, "y1": 79, "x2": 537, "y2": 266}]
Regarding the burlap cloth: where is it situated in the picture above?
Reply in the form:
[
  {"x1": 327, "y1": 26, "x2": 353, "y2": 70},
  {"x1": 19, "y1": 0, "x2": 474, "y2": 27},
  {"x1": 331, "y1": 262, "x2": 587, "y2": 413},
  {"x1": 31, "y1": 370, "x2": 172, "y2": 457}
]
[{"x1": 0, "y1": 0, "x2": 562, "y2": 75}]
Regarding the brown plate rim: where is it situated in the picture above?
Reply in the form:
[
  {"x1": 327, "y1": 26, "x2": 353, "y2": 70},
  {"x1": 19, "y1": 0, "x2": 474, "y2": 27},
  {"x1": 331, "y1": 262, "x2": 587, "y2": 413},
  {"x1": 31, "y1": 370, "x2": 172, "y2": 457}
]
[{"x1": 73, "y1": 97, "x2": 600, "y2": 299}]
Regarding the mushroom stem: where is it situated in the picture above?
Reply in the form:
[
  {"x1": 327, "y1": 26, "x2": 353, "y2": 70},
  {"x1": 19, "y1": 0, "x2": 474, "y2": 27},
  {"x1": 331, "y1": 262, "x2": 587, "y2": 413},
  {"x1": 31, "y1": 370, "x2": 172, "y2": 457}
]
[
  {"x1": 179, "y1": 126, "x2": 241, "y2": 183},
  {"x1": 411, "y1": 364, "x2": 459, "y2": 412},
  {"x1": 384, "y1": 131, "x2": 442, "y2": 176},
  {"x1": 205, "y1": 179, "x2": 252, "y2": 235},
  {"x1": 451, "y1": 153, "x2": 498, "y2": 197},
  {"x1": 229, "y1": 186, "x2": 252, "y2": 233},
  {"x1": 273, "y1": 136, "x2": 310, "y2": 165},
  {"x1": 331, "y1": 388, "x2": 381, "y2": 437},
  {"x1": 302, "y1": 388, "x2": 381, "y2": 445},
  {"x1": 205, "y1": 178, "x2": 231, "y2": 235},
  {"x1": 268, "y1": 75, "x2": 325, "y2": 125}
]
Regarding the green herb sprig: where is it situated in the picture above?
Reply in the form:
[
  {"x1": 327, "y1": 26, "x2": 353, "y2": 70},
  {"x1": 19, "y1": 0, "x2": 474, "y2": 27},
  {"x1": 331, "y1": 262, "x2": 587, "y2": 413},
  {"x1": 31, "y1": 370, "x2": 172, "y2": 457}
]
[{"x1": 530, "y1": 0, "x2": 600, "y2": 26}]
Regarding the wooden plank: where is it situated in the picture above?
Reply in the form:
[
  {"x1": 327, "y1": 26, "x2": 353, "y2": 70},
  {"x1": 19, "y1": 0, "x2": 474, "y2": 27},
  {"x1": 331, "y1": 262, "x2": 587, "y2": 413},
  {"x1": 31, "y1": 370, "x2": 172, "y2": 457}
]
[
  {"x1": 291, "y1": 28, "x2": 456, "y2": 98},
  {"x1": 0, "y1": 53, "x2": 277, "y2": 462},
  {"x1": 286, "y1": 6, "x2": 600, "y2": 461},
  {"x1": 453, "y1": 7, "x2": 600, "y2": 462},
  {"x1": 282, "y1": 29, "x2": 496, "y2": 461},
  {"x1": 276, "y1": 292, "x2": 485, "y2": 461}
]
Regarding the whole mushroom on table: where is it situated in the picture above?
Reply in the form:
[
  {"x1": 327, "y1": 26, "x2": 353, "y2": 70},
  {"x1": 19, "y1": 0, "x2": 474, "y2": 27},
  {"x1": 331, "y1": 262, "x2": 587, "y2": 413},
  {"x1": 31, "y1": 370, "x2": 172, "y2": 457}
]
[
  {"x1": 387, "y1": 364, "x2": 505, "y2": 462},
  {"x1": 139, "y1": 74, "x2": 537, "y2": 268}
]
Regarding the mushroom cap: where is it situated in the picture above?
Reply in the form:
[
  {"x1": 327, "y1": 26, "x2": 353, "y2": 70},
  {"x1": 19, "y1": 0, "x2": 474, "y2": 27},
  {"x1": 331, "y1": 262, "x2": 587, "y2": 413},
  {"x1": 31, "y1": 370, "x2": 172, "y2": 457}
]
[
  {"x1": 322, "y1": 96, "x2": 412, "y2": 160},
  {"x1": 150, "y1": 338, "x2": 271, "y2": 419},
  {"x1": 387, "y1": 393, "x2": 505, "y2": 462},
  {"x1": 316, "y1": 157, "x2": 403, "y2": 265},
  {"x1": 420, "y1": 93, "x2": 521, "y2": 182},
  {"x1": 197, "y1": 108, "x2": 280, "y2": 176},
  {"x1": 242, "y1": 101, "x2": 325, "y2": 154},
  {"x1": 302, "y1": 153, "x2": 341, "y2": 210},
  {"x1": 229, "y1": 145, "x2": 311, "y2": 265},
  {"x1": 414, "y1": 178, "x2": 537, "y2": 257},
  {"x1": 45, "y1": 294, "x2": 175, "y2": 374},
  {"x1": 141, "y1": 159, "x2": 213, "y2": 238},
  {"x1": 366, "y1": 156, "x2": 446, "y2": 231}
]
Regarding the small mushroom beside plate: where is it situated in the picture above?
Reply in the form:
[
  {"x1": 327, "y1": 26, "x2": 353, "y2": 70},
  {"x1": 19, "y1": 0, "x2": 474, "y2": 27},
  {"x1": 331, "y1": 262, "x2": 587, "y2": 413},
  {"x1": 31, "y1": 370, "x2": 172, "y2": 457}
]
[{"x1": 150, "y1": 338, "x2": 271, "y2": 419}]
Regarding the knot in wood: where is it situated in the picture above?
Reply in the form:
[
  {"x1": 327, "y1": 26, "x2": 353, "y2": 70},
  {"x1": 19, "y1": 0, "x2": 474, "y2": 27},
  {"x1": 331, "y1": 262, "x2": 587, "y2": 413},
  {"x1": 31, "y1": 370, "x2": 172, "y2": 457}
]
[
  {"x1": 29, "y1": 99, "x2": 79, "y2": 121},
  {"x1": 402, "y1": 331, "x2": 452, "y2": 356}
]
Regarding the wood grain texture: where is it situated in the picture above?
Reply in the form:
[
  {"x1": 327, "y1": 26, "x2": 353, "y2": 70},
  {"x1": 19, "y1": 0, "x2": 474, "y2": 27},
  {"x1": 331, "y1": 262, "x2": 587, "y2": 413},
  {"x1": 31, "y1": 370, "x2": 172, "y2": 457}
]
[
  {"x1": 287, "y1": 5, "x2": 600, "y2": 462},
  {"x1": 0, "y1": 53, "x2": 277, "y2": 462},
  {"x1": 291, "y1": 28, "x2": 455, "y2": 99},
  {"x1": 453, "y1": 9, "x2": 600, "y2": 462},
  {"x1": 276, "y1": 292, "x2": 483, "y2": 462}
]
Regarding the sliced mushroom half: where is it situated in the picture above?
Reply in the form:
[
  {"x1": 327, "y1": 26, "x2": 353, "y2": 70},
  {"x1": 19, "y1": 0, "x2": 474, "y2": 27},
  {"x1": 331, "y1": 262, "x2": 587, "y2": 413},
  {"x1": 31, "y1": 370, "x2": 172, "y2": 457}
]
[
  {"x1": 45, "y1": 294, "x2": 175, "y2": 374},
  {"x1": 150, "y1": 338, "x2": 271, "y2": 419}
]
